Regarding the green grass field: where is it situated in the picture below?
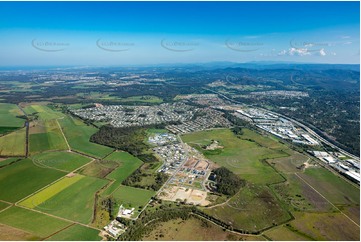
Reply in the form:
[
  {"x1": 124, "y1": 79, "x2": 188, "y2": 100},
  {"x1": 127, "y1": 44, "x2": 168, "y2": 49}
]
[
  {"x1": 0, "y1": 128, "x2": 26, "y2": 156},
  {"x1": 0, "y1": 201, "x2": 10, "y2": 211},
  {"x1": 0, "y1": 159, "x2": 66, "y2": 202},
  {"x1": 102, "y1": 151, "x2": 143, "y2": 195},
  {"x1": 0, "y1": 157, "x2": 20, "y2": 168},
  {"x1": 34, "y1": 175, "x2": 108, "y2": 224},
  {"x1": 271, "y1": 173, "x2": 334, "y2": 213},
  {"x1": 23, "y1": 105, "x2": 64, "y2": 120},
  {"x1": 19, "y1": 174, "x2": 84, "y2": 208},
  {"x1": 31, "y1": 151, "x2": 92, "y2": 172},
  {"x1": 0, "y1": 103, "x2": 25, "y2": 129},
  {"x1": 143, "y1": 217, "x2": 264, "y2": 241},
  {"x1": 202, "y1": 184, "x2": 292, "y2": 232},
  {"x1": 29, "y1": 119, "x2": 68, "y2": 154},
  {"x1": 0, "y1": 206, "x2": 71, "y2": 238},
  {"x1": 182, "y1": 128, "x2": 288, "y2": 184},
  {"x1": 58, "y1": 116, "x2": 113, "y2": 158},
  {"x1": 45, "y1": 224, "x2": 101, "y2": 241},
  {"x1": 300, "y1": 167, "x2": 360, "y2": 205},
  {"x1": 263, "y1": 224, "x2": 312, "y2": 241},
  {"x1": 120, "y1": 95, "x2": 163, "y2": 103},
  {"x1": 289, "y1": 211, "x2": 360, "y2": 240},
  {"x1": 112, "y1": 185, "x2": 155, "y2": 213}
]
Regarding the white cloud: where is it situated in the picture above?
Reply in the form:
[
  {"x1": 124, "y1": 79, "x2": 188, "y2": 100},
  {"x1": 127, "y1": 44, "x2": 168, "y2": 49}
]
[
  {"x1": 343, "y1": 41, "x2": 352, "y2": 45},
  {"x1": 341, "y1": 35, "x2": 351, "y2": 39},
  {"x1": 278, "y1": 47, "x2": 327, "y2": 56},
  {"x1": 289, "y1": 47, "x2": 311, "y2": 56}
]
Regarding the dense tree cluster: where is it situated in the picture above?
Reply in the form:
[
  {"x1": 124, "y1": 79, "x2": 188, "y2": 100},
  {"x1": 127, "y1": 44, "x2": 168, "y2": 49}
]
[
  {"x1": 231, "y1": 126, "x2": 244, "y2": 136},
  {"x1": 122, "y1": 170, "x2": 169, "y2": 191},
  {"x1": 212, "y1": 167, "x2": 245, "y2": 196},
  {"x1": 90, "y1": 125, "x2": 162, "y2": 162}
]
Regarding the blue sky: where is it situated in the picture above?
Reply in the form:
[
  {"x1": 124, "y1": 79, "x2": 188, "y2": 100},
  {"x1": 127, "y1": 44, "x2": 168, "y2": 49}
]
[{"x1": 0, "y1": 1, "x2": 359, "y2": 66}]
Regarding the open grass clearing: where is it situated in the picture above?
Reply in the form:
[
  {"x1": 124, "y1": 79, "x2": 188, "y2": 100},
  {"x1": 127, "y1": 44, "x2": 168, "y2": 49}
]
[
  {"x1": 143, "y1": 217, "x2": 264, "y2": 241},
  {"x1": 202, "y1": 183, "x2": 292, "y2": 232},
  {"x1": 182, "y1": 128, "x2": 287, "y2": 184},
  {"x1": 299, "y1": 166, "x2": 360, "y2": 205},
  {"x1": 289, "y1": 211, "x2": 360, "y2": 241},
  {"x1": 263, "y1": 224, "x2": 312, "y2": 241},
  {"x1": 111, "y1": 185, "x2": 155, "y2": 217}
]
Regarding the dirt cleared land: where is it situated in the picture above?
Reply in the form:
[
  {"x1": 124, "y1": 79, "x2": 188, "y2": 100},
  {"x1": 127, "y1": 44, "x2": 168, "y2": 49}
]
[
  {"x1": 195, "y1": 160, "x2": 209, "y2": 170},
  {"x1": 184, "y1": 158, "x2": 198, "y2": 168},
  {"x1": 0, "y1": 223, "x2": 40, "y2": 241},
  {"x1": 159, "y1": 186, "x2": 210, "y2": 206}
]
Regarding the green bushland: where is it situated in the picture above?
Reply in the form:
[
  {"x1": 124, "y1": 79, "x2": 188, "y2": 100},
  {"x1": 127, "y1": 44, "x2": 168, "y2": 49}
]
[
  {"x1": 90, "y1": 124, "x2": 162, "y2": 163},
  {"x1": 212, "y1": 167, "x2": 245, "y2": 196}
]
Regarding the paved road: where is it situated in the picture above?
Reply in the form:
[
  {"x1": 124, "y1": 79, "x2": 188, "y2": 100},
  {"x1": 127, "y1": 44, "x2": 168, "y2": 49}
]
[{"x1": 204, "y1": 87, "x2": 359, "y2": 161}]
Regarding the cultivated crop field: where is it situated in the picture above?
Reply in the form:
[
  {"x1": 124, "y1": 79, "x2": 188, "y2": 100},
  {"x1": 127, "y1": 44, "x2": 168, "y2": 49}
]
[
  {"x1": 0, "y1": 103, "x2": 25, "y2": 133},
  {"x1": 29, "y1": 119, "x2": 68, "y2": 154},
  {"x1": 31, "y1": 151, "x2": 92, "y2": 172},
  {"x1": 23, "y1": 104, "x2": 64, "y2": 120},
  {"x1": 19, "y1": 174, "x2": 85, "y2": 208},
  {"x1": 33, "y1": 175, "x2": 108, "y2": 224},
  {"x1": 0, "y1": 159, "x2": 65, "y2": 202},
  {"x1": 58, "y1": 116, "x2": 113, "y2": 158},
  {"x1": 0, "y1": 127, "x2": 26, "y2": 156},
  {"x1": 45, "y1": 224, "x2": 101, "y2": 241},
  {"x1": 0, "y1": 206, "x2": 71, "y2": 239},
  {"x1": 102, "y1": 151, "x2": 143, "y2": 195}
]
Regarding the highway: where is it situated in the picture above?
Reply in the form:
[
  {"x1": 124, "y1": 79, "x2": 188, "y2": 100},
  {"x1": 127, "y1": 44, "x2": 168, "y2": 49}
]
[{"x1": 203, "y1": 87, "x2": 359, "y2": 162}]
